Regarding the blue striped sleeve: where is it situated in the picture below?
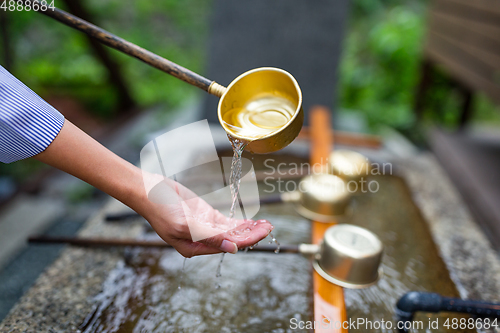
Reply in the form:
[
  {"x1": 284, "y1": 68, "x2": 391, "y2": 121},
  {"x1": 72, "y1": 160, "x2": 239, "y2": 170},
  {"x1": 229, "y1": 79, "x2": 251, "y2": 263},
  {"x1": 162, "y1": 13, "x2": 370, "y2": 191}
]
[{"x1": 0, "y1": 65, "x2": 65, "y2": 163}]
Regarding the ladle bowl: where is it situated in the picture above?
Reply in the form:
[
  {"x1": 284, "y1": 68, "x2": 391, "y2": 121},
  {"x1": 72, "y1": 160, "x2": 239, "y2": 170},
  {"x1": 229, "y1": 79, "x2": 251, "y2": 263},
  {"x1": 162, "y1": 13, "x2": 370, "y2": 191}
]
[
  {"x1": 293, "y1": 173, "x2": 352, "y2": 222},
  {"x1": 329, "y1": 150, "x2": 371, "y2": 189},
  {"x1": 313, "y1": 224, "x2": 383, "y2": 289},
  {"x1": 218, "y1": 68, "x2": 303, "y2": 154}
]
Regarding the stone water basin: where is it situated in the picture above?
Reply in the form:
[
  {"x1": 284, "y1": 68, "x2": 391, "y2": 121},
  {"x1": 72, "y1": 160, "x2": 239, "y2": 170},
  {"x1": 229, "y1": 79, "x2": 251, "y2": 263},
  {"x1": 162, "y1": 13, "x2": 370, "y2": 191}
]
[{"x1": 79, "y1": 152, "x2": 474, "y2": 333}]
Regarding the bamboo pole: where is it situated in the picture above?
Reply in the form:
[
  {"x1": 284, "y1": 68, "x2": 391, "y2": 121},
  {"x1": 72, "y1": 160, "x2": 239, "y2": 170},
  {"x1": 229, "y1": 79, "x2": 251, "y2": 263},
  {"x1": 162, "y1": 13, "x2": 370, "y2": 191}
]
[
  {"x1": 298, "y1": 127, "x2": 382, "y2": 149},
  {"x1": 309, "y1": 106, "x2": 348, "y2": 332},
  {"x1": 27, "y1": 235, "x2": 301, "y2": 253}
]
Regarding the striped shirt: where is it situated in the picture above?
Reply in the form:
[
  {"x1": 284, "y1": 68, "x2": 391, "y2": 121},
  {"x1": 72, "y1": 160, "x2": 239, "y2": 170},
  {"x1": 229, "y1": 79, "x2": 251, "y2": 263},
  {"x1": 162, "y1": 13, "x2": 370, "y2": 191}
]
[{"x1": 0, "y1": 65, "x2": 64, "y2": 163}]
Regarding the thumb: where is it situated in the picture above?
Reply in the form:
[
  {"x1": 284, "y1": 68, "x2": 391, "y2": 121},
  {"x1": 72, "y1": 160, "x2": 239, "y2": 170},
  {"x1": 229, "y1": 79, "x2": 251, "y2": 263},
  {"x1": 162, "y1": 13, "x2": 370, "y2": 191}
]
[{"x1": 200, "y1": 235, "x2": 238, "y2": 254}]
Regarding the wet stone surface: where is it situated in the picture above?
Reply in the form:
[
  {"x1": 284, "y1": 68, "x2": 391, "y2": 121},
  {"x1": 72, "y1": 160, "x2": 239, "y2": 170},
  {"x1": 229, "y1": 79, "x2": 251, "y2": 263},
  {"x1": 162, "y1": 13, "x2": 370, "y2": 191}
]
[
  {"x1": 80, "y1": 210, "x2": 312, "y2": 333},
  {"x1": 1, "y1": 152, "x2": 500, "y2": 332}
]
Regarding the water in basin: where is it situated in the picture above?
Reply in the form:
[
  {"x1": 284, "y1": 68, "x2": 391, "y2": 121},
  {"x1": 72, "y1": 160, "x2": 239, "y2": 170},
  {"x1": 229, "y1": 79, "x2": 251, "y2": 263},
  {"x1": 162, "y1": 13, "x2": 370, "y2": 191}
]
[
  {"x1": 80, "y1": 153, "x2": 472, "y2": 333},
  {"x1": 80, "y1": 209, "x2": 312, "y2": 333}
]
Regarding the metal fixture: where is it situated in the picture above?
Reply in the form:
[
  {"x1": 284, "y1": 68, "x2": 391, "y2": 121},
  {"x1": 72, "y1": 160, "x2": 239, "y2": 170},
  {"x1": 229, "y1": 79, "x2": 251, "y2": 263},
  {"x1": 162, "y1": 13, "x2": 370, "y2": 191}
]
[
  {"x1": 395, "y1": 291, "x2": 500, "y2": 332},
  {"x1": 313, "y1": 224, "x2": 384, "y2": 289},
  {"x1": 217, "y1": 67, "x2": 303, "y2": 153},
  {"x1": 329, "y1": 149, "x2": 371, "y2": 191},
  {"x1": 293, "y1": 174, "x2": 352, "y2": 222}
]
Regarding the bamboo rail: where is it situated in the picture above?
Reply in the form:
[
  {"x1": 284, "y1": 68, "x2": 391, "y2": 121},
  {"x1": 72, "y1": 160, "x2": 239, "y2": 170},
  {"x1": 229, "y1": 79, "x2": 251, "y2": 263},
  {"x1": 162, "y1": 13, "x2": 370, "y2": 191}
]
[
  {"x1": 309, "y1": 106, "x2": 348, "y2": 332},
  {"x1": 298, "y1": 127, "x2": 382, "y2": 149},
  {"x1": 27, "y1": 236, "x2": 300, "y2": 253}
]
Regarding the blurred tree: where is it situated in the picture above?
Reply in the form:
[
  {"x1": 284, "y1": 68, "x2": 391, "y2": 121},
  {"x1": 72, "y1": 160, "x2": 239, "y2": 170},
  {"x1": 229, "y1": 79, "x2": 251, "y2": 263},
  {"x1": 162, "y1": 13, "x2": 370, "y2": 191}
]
[{"x1": 62, "y1": 0, "x2": 136, "y2": 112}]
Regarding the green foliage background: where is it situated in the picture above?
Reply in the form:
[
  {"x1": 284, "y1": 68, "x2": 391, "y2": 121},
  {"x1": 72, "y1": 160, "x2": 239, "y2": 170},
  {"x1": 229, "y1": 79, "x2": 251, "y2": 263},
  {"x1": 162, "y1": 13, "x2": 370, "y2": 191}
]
[
  {"x1": 6, "y1": 0, "x2": 212, "y2": 119},
  {"x1": 339, "y1": 0, "x2": 500, "y2": 132},
  {"x1": 1, "y1": 0, "x2": 499, "y2": 182},
  {"x1": 4, "y1": 0, "x2": 500, "y2": 129}
]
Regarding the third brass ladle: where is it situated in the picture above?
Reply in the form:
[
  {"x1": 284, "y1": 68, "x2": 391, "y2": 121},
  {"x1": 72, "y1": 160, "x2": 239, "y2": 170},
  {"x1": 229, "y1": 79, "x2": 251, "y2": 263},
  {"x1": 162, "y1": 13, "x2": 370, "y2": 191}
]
[{"x1": 32, "y1": 1, "x2": 303, "y2": 154}]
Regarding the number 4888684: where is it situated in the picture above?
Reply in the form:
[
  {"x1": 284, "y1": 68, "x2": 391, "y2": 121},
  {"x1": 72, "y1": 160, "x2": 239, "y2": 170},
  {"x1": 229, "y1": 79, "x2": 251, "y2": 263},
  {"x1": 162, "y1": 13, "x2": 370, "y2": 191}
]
[
  {"x1": 1, "y1": 0, "x2": 55, "y2": 11},
  {"x1": 444, "y1": 317, "x2": 498, "y2": 330}
]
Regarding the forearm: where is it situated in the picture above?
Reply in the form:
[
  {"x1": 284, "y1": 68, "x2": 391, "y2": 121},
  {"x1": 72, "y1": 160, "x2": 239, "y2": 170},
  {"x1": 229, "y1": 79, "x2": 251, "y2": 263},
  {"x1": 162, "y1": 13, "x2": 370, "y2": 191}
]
[
  {"x1": 34, "y1": 119, "x2": 146, "y2": 213},
  {"x1": 33, "y1": 119, "x2": 273, "y2": 257}
]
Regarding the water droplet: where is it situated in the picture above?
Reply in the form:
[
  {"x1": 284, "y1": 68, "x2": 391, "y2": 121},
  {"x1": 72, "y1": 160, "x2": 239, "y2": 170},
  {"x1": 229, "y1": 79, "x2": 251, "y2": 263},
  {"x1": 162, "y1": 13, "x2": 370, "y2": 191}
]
[
  {"x1": 178, "y1": 258, "x2": 187, "y2": 290},
  {"x1": 269, "y1": 232, "x2": 281, "y2": 254},
  {"x1": 215, "y1": 253, "x2": 225, "y2": 280}
]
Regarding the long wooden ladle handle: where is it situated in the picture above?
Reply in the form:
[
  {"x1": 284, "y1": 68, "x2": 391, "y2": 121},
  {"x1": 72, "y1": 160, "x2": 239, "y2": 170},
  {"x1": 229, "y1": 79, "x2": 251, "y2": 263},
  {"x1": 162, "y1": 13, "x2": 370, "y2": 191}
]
[
  {"x1": 27, "y1": 235, "x2": 310, "y2": 253},
  {"x1": 26, "y1": 1, "x2": 227, "y2": 97}
]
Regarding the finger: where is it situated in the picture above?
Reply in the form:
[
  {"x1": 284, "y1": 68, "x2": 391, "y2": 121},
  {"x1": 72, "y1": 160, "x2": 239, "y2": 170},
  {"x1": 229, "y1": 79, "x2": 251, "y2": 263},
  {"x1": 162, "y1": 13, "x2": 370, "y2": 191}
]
[
  {"x1": 226, "y1": 220, "x2": 274, "y2": 249},
  {"x1": 199, "y1": 219, "x2": 274, "y2": 252},
  {"x1": 173, "y1": 239, "x2": 224, "y2": 257},
  {"x1": 199, "y1": 235, "x2": 239, "y2": 254}
]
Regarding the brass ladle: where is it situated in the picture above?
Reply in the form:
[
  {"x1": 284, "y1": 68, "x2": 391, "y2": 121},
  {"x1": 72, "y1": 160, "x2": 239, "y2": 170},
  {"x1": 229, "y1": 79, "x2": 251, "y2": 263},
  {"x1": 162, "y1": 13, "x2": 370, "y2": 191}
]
[{"x1": 31, "y1": 1, "x2": 303, "y2": 153}]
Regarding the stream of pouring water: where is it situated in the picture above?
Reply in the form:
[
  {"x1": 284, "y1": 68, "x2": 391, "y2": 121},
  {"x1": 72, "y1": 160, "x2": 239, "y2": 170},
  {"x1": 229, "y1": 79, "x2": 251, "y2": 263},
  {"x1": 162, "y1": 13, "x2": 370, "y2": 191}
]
[
  {"x1": 215, "y1": 135, "x2": 247, "y2": 286},
  {"x1": 180, "y1": 133, "x2": 281, "y2": 290},
  {"x1": 214, "y1": 134, "x2": 282, "y2": 284},
  {"x1": 228, "y1": 137, "x2": 247, "y2": 222},
  {"x1": 213, "y1": 94, "x2": 294, "y2": 283}
]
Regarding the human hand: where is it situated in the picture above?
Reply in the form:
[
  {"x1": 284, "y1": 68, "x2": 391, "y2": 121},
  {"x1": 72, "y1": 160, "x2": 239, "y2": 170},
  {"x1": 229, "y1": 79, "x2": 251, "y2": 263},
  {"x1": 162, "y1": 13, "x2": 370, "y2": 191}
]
[{"x1": 136, "y1": 173, "x2": 274, "y2": 258}]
